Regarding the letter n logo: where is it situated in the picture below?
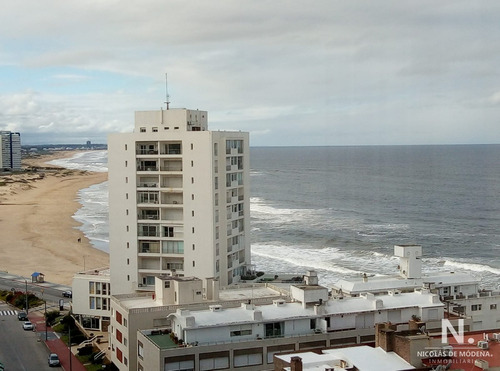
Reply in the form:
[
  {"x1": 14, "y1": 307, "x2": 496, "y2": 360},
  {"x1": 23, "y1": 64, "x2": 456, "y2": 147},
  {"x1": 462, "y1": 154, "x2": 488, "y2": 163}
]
[{"x1": 442, "y1": 319, "x2": 464, "y2": 344}]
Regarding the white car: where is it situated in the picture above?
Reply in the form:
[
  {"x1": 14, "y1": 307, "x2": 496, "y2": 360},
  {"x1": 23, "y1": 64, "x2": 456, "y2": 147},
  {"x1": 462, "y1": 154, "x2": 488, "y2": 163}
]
[{"x1": 23, "y1": 321, "x2": 34, "y2": 330}]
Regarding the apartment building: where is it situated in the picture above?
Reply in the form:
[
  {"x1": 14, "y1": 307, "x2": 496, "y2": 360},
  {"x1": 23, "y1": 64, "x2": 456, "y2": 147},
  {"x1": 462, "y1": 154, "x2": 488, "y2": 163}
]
[
  {"x1": 108, "y1": 108, "x2": 250, "y2": 295},
  {"x1": 331, "y1": 245, "x2": 480, "y2": 298},
  {"x1": 110, "y1": 275, "x2": 287, "y2": 370},
  {"x1": 0, "y1": 131, "x2": 21, "y2": 171},
  {"x1": 136, "y1": 287, "x2": 443, "y2": 370}
]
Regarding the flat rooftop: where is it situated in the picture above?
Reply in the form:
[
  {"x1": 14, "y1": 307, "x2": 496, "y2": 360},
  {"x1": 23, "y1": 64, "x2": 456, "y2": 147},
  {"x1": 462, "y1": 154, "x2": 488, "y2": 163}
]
[{"x1": 114, "y1": 284, "x2": 285, "y2": 310}]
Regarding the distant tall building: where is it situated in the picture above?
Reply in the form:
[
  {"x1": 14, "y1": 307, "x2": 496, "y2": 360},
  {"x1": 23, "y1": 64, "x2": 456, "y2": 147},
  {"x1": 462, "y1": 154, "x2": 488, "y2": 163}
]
[
  {"x1": 0, "y1": 131, "x2": 21, "y2": 171},
  {"x1": 108, "y1": 108, "x2": 250, "y2": 295}
]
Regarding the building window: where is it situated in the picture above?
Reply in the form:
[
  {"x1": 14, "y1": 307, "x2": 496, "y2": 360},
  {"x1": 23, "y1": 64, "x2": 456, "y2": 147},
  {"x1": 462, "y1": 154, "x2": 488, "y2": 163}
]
[
  {"x1": 125, "y1": 160, "x2": 127, "y2": 167},
  {"x1": 192, "y1": 194, "x2": 195, "y2": 200},
  {"x1": 116, "y1": 311, "x2": 122, "y2": 325},
  {"x1": 138, "y1": 341, "x2": 144, "y2": 359},
  {"x1": 191, "y1": 143, "x2": 193, "y2": 150},
  {"x1": 89, "y1": 297, "x2": 95, "y2": 309},
  {"x1": 127, "y1": 242, "x2": 129, "y2": 249},
  {"x1": 265, "y1": 322, "x2": 284, "y2": 338},
  {"x1": 164, "y1": 281, "x2": 170, "y2": 288},
  {"x1": 123, "y1": 318, "x2": 127, "y2": 327},
  {"x1": 471, "y1": 304, "x2": 482, "y2": 311},
  {"x1": 126, "y1": 209, "x2": 129, "y2": 215},
  {"x1": 126, "y1": 226, "x2": 129, "y2": 232},
  {"x1": 192, "y1": 210, "x2": 195, "y2": 217},
  {"x1": 140, "y1": 127, "x2": 146, "y2": 132},
  {"x1": 125, "y1": 177, "x2": 128, "y2": 183},
  {"x1": 125, "y1": 193, "x2": 128, "y2": 200},
  {"x1": 125, "y1": 144, "x2": 127, "y2": 150},
  {"x1": 127, "y1": 275, "x2": 130, "y2": 281},
  {"x1": 230, "y1": 325, "x2": 252, "y2": 337},
  {"x1": 124, "y1": 357, "x2": 128, "y2": 366},
  {"x1": 191, "y1": 160, "x2": 194, "y2": 167},
  {"x1": 191, "y1": 177, "x2": 194, "y2": 184},
  {"x1": 490, "y1": 304, "x2": 497, "y2": 310},
  {"x1": 116, "y1": 348, "x2": 123, "y2": 363},
  {"x1": 214, "y1": 143, "x2": 218, "y2": 156},
  {"x1": 192, "y1": 227, "x2": 195, "y2": 233},
  {"x1": 127, "y1": 258, "x2": 129, "y2": 265},
  {"x1": 193, "y1": 261, "x2": 195, "y2": 267},
  {"x1": 152, "y1": 127, "x2": 158, "y2": 132}
]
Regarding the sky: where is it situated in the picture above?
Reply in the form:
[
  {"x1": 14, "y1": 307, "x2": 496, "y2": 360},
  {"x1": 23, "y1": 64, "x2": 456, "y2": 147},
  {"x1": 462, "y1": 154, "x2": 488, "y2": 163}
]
[{"x1": 0, "y1": 1, "x2": 499, "y2": 146}]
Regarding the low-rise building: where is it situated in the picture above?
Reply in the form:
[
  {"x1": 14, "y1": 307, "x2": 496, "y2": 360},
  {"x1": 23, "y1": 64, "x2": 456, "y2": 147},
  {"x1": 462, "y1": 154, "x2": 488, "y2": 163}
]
[
  {"x1": 136, "y1": 286, "x2": 443, "y2": 370},
  {"x1": 72, "y1": 268, "x2": 111, "y2": 332},
  {"x1": 273, "y1": 345, "x2": 416, "y2": 371},
  {"x1": 110, "y1": 274, "x2": 289, "y2": 370},
  {"x1": 331, "y1": 245, "x2": 480, "y2": 298}
]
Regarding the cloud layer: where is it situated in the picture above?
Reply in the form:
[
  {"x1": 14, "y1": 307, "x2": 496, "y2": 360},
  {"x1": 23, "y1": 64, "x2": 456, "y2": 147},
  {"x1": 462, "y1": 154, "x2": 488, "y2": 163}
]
[{"x1": 0, "y1": 1, "x2": 499, "y2": 145}]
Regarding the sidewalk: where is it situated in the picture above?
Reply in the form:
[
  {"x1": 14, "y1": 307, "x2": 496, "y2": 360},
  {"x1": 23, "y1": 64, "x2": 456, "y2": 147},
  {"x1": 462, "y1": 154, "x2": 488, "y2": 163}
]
[{"x1": 28, "y1": 311, "x2": 87, "y2": 371}]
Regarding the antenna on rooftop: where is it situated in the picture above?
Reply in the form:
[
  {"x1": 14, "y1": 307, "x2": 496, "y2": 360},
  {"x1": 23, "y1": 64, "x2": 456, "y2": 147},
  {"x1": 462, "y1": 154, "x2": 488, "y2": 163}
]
[{"x1": 165, "y1": 73, "x2": 170, "y2": 110}]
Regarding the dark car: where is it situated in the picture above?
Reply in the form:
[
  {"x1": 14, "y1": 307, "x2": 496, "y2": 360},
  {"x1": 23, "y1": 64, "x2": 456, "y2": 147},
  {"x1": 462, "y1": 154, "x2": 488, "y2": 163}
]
[
  {"x1": 48, "y1": 353, "x2": 60, "y2": 367},
  {"x1": 17, "y1": 311, "x2": 28, "y2": 321},
  {"x1": 62, "y1": 290, "x2": 72, "y2": 298}
]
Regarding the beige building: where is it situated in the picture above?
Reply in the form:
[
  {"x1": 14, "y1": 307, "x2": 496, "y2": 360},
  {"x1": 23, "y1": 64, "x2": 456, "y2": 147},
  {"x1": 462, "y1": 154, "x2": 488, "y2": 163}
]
[{"x1": 108, "y1": 108, "x2": 250, "y2": 295}]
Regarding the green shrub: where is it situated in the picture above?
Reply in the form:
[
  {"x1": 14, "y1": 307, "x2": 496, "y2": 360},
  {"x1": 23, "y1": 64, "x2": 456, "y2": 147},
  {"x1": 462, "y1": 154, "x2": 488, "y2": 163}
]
[{"x1": 45, "y1": 310, "x2": 60, "y2": 325}]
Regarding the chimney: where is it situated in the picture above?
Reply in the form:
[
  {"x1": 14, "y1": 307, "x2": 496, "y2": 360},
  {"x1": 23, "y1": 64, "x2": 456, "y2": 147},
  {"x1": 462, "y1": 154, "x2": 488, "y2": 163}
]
[
  {"x1": 290, "y1": 356, "x2": 303, "y2": 371},
  {"x1": 376, "y1": 323, "x2": 395, "y2": 352}
]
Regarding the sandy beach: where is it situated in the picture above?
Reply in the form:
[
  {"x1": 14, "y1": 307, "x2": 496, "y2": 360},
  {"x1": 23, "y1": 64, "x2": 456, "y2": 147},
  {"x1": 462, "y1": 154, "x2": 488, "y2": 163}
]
[{"x1": 0, "y1": 151, "x2": 109, "y2": 285}]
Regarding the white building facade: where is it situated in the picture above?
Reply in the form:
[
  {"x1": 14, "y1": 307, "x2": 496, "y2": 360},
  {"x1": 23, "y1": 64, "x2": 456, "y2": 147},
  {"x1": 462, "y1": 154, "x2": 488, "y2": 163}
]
[
  {"x1": 108, "y1": 108, "x2": 250, "y2": 295},
  {"x1": 136, "y1": 289, "x2": 443, "y2": 370},
  {"x1": 72, "y1": 268, "x2": 111, "y2": 332},
  {"x1": 0, "y1": 131, "x2": 21, "y2": 171}
]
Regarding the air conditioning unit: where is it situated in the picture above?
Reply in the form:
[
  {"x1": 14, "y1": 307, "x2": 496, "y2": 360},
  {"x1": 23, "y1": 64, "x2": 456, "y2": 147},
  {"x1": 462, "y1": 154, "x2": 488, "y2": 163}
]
[{"x1": 477, "y1": 340, "x2": 489, "y2": 350}]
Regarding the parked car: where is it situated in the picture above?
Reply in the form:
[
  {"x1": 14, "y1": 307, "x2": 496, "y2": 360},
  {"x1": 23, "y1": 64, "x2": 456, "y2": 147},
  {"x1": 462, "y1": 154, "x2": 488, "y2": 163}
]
[
  {"x1": 0, "y1": 360, "x2": 4, "y2": 370},
  {"x1": 22, "y1": 321, "x2": 34, "y2": 330},
  {"x1": 62, "y1": 290, "x2": 72, "y2": 298},
  {"x1": 17, "y1": 311, "x2": 28, "y2": 321},
  {"x1": 48, "y1": 353, "x2": 60, "y2": 367}
]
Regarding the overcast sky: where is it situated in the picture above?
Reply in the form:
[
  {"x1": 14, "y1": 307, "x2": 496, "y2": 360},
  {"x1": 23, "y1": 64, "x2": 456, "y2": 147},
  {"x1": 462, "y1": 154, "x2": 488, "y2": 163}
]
[{"x1": 0, "y1": 1, "x2": 499, "y2": 146}]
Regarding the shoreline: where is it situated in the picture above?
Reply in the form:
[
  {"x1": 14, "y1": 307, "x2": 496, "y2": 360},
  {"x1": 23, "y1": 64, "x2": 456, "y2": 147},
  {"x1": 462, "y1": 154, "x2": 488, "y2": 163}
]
[{"x1": 0, "y1": 151, "x2": 109, "y2": 285}]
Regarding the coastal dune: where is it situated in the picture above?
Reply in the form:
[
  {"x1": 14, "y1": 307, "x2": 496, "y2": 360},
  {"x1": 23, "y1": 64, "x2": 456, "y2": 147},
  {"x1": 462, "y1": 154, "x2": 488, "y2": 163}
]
[{"x1": 0, "y1": 152, "x2": 109, "y2": 285}]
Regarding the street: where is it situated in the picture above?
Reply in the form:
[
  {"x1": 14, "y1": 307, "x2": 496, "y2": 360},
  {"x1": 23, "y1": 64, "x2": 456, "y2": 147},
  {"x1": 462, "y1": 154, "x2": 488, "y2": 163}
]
[{"x1": 0, "y1": 302, "x2": 55, "y2": 370}]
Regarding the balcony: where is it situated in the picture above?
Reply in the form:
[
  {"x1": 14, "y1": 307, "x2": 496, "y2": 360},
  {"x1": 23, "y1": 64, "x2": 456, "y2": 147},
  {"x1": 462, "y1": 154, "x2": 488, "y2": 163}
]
[
  {"x1": 137, "y1": 149, "x2": 158, "y2": 155},
  {"x1": 139, "y1": 245, "x2": 161, "y2": 254},
  {"x1": 137, "y1": 166, "x2": 159, "y2": 172},
  {"x1": 138, "y1": 212, "x2": 159, "y2": 221}
]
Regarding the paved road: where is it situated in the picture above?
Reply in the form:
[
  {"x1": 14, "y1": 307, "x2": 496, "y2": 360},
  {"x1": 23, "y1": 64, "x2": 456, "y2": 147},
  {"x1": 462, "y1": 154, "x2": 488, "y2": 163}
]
[
  {"x1": 0, "y1": 272, "x2": 71, "y2": 311},
  {"x1": 0, "y1": 302, "x2": 54, "y2": 370}
]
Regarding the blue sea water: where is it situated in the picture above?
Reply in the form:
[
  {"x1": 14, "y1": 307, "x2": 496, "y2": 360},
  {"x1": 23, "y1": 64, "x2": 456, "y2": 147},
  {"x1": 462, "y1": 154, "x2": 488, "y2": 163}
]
[{"x1": 51, "y1": 145, "x2": 500, "y2": 289}]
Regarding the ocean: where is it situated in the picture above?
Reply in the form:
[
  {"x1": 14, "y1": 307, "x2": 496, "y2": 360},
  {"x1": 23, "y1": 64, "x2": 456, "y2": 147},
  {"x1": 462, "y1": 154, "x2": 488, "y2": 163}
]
[{"x1": 49, "y1": 145, "x2": 500, "y2": 289}]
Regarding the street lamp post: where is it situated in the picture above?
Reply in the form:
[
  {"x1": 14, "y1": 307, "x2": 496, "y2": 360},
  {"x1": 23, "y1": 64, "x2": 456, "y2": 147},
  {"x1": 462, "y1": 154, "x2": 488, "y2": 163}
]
[{"x1": 24, "y1": 279, "x2": 28, "y2": 314}]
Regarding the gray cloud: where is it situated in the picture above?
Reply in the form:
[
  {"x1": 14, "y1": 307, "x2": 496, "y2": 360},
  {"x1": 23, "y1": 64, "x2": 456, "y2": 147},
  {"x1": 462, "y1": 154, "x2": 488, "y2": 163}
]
[{"x1": 0, "y1": 1, "x2": 499, "y2": 145}]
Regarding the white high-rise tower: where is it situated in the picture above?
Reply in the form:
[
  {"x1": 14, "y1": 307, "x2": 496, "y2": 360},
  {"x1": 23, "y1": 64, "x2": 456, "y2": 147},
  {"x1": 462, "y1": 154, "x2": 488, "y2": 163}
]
[{"x1": 108, "y1": 108, "x2": 250, "y2": 294}]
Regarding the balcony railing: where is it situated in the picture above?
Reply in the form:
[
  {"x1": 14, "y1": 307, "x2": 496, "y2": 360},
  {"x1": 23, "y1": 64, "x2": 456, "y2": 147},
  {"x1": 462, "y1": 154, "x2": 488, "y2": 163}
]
[
  {"x1": 140, "y1": 246, "x2": 161, "y2": 253},
  {"x1": 139, "y1": 214, "x2": 159, "y2": 220},
  {"x1": 137, "y1": 149, "x2": 158, "y2": 155},
  {"x1": 138, "y1": 183, "x2": 158, "y2": 188},
  {"x1": 137, "y1": 166, "x2": 159, "y2": 171},
  {"x1": 160, "y1": 166, "x2": 183, "y2": 171}
]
